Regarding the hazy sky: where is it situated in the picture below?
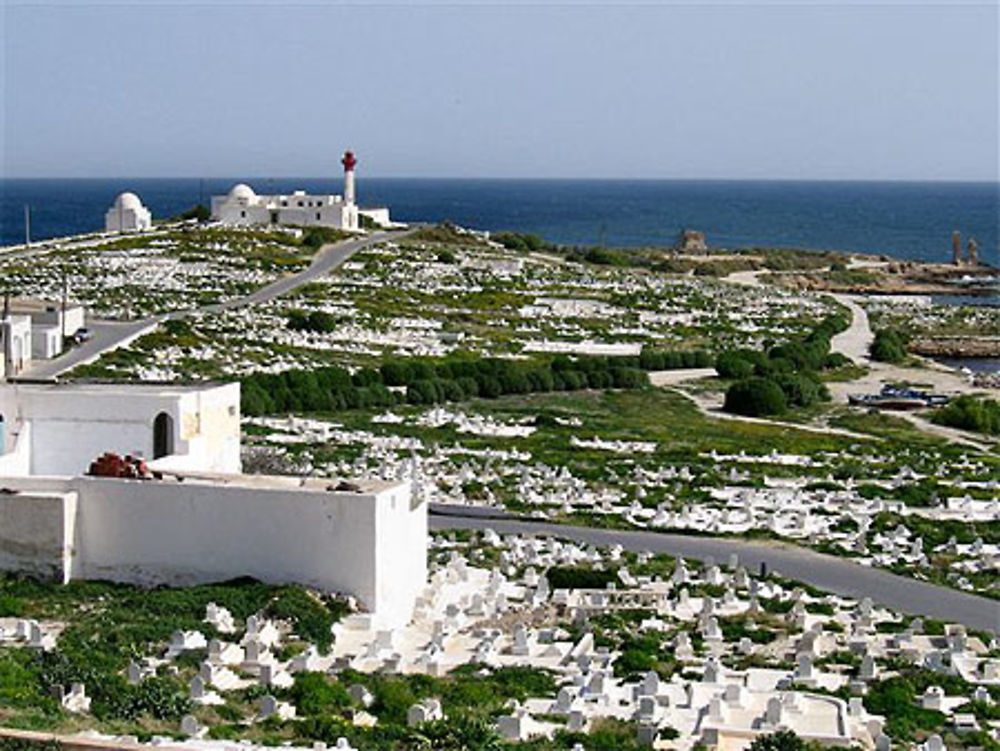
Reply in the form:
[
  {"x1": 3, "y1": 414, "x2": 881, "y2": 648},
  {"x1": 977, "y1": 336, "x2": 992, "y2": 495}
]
[{"x1": 3, "y1": 1, "x2": 998, "y2": 179}]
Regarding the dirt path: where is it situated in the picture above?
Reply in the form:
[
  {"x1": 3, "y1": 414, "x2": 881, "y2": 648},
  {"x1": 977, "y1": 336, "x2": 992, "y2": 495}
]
[{"x1": 716, "y1": 267, "x2": 999, "y2": 450}]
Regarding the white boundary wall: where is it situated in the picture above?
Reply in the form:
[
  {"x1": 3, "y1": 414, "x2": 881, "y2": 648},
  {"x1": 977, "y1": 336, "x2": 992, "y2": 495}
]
[{"x1": 0, "y1": 475, "x2": 425, "y2": 628}]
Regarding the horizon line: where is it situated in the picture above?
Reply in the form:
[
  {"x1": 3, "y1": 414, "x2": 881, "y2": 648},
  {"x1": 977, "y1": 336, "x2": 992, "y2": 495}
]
[{"x1": 3, "y1": 175, "x2": 999, "y2": 184}]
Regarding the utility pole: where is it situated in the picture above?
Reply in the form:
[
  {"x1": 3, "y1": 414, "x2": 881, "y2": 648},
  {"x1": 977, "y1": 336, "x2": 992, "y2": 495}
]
[
  {"x1": 61, "y1": 271, "x2": 68, "y2": 344},
  {"x1": 24, "y1": 205, "x2": 31, "y2": 247}
]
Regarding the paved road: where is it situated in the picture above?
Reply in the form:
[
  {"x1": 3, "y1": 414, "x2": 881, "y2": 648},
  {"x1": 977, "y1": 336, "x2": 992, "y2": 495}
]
[
  {"x1": 17, "y1": 319, "x2": 162, "y2": 380},
  {"x1": 15, "y1": 229, "x2": 409, "y2": 380},
  {"x1": 430, "y1": 511, "x2": 1000, "y2": 633},
  {"x1": 198, "y1": 230, "x2": 403, "y2": 315}
]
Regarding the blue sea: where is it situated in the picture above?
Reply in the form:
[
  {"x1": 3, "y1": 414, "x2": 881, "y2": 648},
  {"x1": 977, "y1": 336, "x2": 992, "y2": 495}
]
[{"x1": 1, "y1": 178, "x2": 998, "y2": 266}]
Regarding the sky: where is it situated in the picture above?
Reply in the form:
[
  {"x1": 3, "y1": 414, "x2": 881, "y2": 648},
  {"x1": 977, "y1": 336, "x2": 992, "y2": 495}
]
[{"x1": 2, "y1": 1, "x2": 998, "y2": 180}]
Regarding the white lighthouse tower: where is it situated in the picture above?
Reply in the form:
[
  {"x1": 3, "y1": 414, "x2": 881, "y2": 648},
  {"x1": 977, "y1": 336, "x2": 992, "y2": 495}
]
[{"x1": 342, "y1": 150, "x2": 357, "y2": 205}]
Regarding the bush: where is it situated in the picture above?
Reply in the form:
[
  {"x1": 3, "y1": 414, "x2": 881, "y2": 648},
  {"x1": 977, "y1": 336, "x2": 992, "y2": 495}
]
[
  {"x1": 545, "y1": 566, "x2": 618, "y2": 590},
  {"x1": 290, "y1": 672, "x2": 351, "y2": 716},
  {"x1": 870, "y1": 328, "x2": 909, "y2": 363},
  {"x1": 749, "y1": 730, "x2": 809, "y2": 751},
  {"x1": 716, "y1": 351, "x2": 755, "y2": 379},
  {"x1": 640, "y1": 348, "x2": 711, "y2": 371},
  {"x1": 723, "y1": 377, "x2": 788, "y2": 417},
  {"x1": 265, "y1": 588, "x2": 348, "y2": 653},
  {"x1": 864, "y1": 676, "x2": 946, "y2": 740},
  {"x1": 774, "y1": 372, "x2": 828, "y2": 408},
  {"x1": 242, "y1": 355, "x2": 649, "y2": 415},
  {"x1": 287, "y1": 310, "x2": 337, "y2": 333},
  {"x1": 931, "y1": 395, "x2": 1000, "y2": 436},
  {"x1": 492, "y1": 231, "x2": 551, "y2": 253}
]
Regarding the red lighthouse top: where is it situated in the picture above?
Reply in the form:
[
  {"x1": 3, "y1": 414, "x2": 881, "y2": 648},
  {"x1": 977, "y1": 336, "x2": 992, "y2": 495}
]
[{"x1": 341, "y1": 150, "x2": 357, "y2": 172}]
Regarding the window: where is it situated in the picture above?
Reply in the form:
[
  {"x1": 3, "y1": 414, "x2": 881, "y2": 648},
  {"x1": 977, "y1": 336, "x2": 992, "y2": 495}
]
[
  {"x1": 316, "y1": 213, "x2": 321, "y2": 220},
  {"x1": 240, "y1": 210, "x2": 246, "y2": 218}
]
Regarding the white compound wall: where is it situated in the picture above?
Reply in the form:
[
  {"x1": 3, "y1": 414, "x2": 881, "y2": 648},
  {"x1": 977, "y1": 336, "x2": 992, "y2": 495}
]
[{"x1": 0, "y1": 475, "x2": 425, "y2": 629}]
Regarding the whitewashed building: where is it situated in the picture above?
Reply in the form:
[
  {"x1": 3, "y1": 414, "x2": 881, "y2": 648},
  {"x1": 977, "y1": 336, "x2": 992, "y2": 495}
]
[
  {"x1": 0, "y1": 312, "x2": 32, "y2": 378},
  {"x1": 211, "y1": 151, "x2": 392, "y2": 232},
  {"x1": 0, "y1": 381, "x2": 242, "y2": 477},
  {"x1": 0, "y1": 379, "x2": 427, "y2": 628},
  {"x1": 105, "y1": 191, "x2": 153, "y2": 233}
]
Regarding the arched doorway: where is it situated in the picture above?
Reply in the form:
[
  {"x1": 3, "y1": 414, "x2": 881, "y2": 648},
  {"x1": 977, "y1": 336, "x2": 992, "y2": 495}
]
[
  {"x1": 12, "y1": 337, "x2": 23, "y2": 374},
  {"x1": 153, "y1": 412, "x2": 174, "y2": 459}
]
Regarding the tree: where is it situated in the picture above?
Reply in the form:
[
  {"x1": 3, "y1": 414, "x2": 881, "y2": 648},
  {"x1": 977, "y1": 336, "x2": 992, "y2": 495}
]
[
  {"x1": 749, "y1": 730, "x2": 807, "y2": 751},
  {"x1": 174, "y1": 204, "x2": 210, "y2": 222},
  {"x1": 716, "y1": 351, "x2": 755, "y2": 379},
  {"x1": 870, "y1": 328, "x2": 909, "y2": 363},
  {"x1": 723, "y1": 377, "x2": 788, "y2": 417}
]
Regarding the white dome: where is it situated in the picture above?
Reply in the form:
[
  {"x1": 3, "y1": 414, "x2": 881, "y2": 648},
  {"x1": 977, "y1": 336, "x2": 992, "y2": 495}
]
[
  {"x1": 228, "y1": 183, "x2": 256, "y2": 201},
  {"x1": 114, "y1": 192, "x2": 143, "y2": 211}
]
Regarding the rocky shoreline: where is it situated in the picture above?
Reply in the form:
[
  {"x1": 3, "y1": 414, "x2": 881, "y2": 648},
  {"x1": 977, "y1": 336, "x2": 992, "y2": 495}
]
[{"x1": 912, "y1": 336, "x2": 1000, "y2": 358}]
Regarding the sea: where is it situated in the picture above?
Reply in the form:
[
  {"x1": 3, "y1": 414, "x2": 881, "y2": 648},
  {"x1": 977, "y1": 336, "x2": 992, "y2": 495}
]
[{"x1": 2, "y1": 178, "x2": 999, "y2": 267}]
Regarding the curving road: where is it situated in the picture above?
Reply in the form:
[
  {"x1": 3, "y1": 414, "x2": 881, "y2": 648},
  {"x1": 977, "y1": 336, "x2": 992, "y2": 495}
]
[
  {"x1": 17, "y1": 229, "x2": 410, "y2": 380},
  {"x1": 430, "y1": 509, "x2": 1000, "y2": 633}
]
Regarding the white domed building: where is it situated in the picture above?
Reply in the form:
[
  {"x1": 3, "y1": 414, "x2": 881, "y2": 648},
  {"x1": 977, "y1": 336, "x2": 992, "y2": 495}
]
[
  {"x1": 210, "y1": 151, "x2": 392, "y2": 233},
  {"x1": 105, "y1": 191, "x2": 153, "y2": 233}
]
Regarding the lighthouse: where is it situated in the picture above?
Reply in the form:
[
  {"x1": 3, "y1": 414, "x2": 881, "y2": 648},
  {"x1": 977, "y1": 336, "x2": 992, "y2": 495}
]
[{"x1": 342, "y1": 150, "x2": 357, "y2": 205}]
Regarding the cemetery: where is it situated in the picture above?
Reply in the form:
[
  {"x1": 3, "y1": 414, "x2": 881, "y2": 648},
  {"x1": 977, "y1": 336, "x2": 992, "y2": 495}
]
[
  {"x1": 1, "y1": 224, "x2": 998, "y2": 750},
  {"x1": 0, "y1": 530, "x2": 997, "y2": 750}
]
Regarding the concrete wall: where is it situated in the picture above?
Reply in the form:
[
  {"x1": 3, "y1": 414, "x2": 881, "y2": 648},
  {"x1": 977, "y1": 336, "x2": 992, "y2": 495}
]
[
  {"x1": 31, "y1": 325, "x2": 62, "y2": 359},
  {"x1": 360, "y1": 208, "x2": 391, "y2": 228},
  {"x1": 0, "y1": 420, "x2": 31, "y2": 476},
  {"x1": 374, "y1": 481, "x2": 426, "y2": 627},
  {"x1": 0, "y1": 488, "x2": 76, "y2": 582},
  {"x1": 0, "y1": 475, "x2": 425, "y2": 628}
]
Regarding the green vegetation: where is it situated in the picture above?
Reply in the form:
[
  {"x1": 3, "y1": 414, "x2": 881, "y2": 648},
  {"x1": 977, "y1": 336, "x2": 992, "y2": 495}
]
[
  {"x1": 864, "y1": 674, "x2": 949, "y2": 741},
  {"x1": 492, "y1": 232, "x2": 553, "y2": 253},
  {"x1": 300, "y1": 226, "x2": 351, "y2": 250},
  {"x1": 172, "y1": 204, "x2": 211, "y2": 222},
  {"x1": 287, "y1": 310, "x2": 339, "y2": 333},
  {"x1": 241, "y1": 355, "x2": 650, "y2": 415},
  {"x1": 410, "y1": 222, "x2": 487, "y2": 246},
  {"x1": 638, "y1": 348, "x2": 713, "y2": 370},
  {"x1": 869, "y1": 327, "x2": 910, "y2": 363},
  {"x1": 718, "y1": 315, "x2": 846, "y2": 416},
  {"x1": 544, "y1": 566, "x2": 617, "y2": 590},
  {"x1": 748, "y1": 730, "x2": 822, "y2": 751},
  {"x1": 0, "y1": 574, "x2": 349, "y2": 735},
  {"x1": 931, "y1": 395, "x2": 1000, "y2": 436},
  {"x1": 723, "y1": 377, "x2": 789, "y2": 417}
]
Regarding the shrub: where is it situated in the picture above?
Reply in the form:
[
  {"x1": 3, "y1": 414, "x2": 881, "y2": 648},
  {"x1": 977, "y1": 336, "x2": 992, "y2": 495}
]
[
  {"x1": 545, "y1": 567, "x2": 618, "y2": 590},
  {"x1": 931, "y1": 395, "x2": 1000, "y2": 436},
  {"x1": 287, "y1": 310, "x2": 337, "y2": 333},
  {"x1": 723, "y1": 377, "x2": 788, "y2": 417},
  {"x1": 870, "y1": 328, "x2": 909, "y2": 363},
  {"x1": 749, "y1": 730, "x2": 809, "y2": 751},
  {"x1": 774, "y1": 372, "x2": 828, "y2": 408},
  {"x1": 290, "y1": 672, "x2": 351, "y2": 716},
  {"x1": 716, "y1": 351, "x2": 755, "y2": 379}
]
